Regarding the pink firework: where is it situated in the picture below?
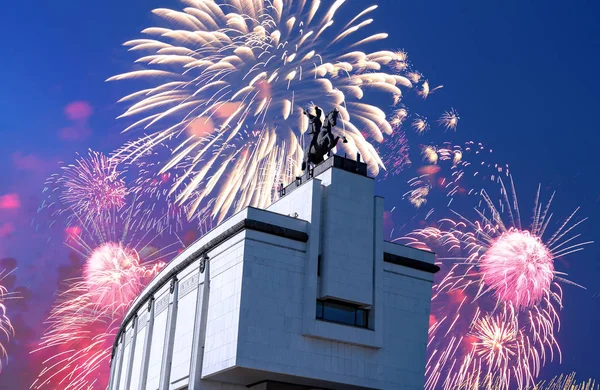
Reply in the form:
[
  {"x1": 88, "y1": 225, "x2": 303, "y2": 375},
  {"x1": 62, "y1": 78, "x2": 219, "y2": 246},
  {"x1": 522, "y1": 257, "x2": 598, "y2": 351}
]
[
  {"x1": 117, "y1": 142, "x2": 189, "y2": 234},
  {"x1": 31, "y1": 207, "x2": 178, "y2": 389},
  {"x1": 50, "y1": 150, "x2": 127, "y2": 224},
  {"x1": 482, "y1": 229, "x2": 554, "y2": 308},
  {"x1": 401, "y1": 175, "x2": 591, "y2": 390},
  {"x1": 377, "y1": 129, "x2": 411, "y2": 178},
  {"x1": 0, "y1": 269, "x2": 16, "y2": 374},
  {"x1": 84, "y1": 242, "x2": 163, "y2": 313}
]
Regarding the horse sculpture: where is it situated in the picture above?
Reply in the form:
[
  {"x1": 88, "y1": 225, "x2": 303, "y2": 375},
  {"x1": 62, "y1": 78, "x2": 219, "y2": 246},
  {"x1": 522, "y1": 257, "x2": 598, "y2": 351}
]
[{"x1": 301, "y1": 106, "x2": 347, "y2": 171}]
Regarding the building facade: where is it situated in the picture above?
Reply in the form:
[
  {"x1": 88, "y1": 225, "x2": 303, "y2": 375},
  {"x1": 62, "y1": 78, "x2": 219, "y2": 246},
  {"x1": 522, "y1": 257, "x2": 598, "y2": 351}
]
[{"x1": 108, "y1": 156, "x2": 439, "y2": 390}]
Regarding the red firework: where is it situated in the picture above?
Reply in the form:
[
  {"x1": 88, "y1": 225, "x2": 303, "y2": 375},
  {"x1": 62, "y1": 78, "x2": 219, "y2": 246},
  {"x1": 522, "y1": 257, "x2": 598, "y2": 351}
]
[
  {"x1": 84, "y1": 242, "x2": 163, "y2": 314},
  {"x1": 401, "y1": 175, "x2": 591, "y2": 390},
  {"x1": 0, "y1": 269, "x2": 16, "y2": 374},
  {"x1": 31, "y1": 208, "x2": 178, "y2": 389},
  {"x1": 41, "y1": 150, "x2": 128, "y2": 229}
]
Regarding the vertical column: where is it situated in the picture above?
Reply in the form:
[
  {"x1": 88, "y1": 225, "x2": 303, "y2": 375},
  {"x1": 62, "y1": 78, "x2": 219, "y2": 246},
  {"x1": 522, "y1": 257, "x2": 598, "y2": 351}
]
[
  {"x1": 117, "y1": 321, "x2": 134, "y2": 390},
  {"x1": 123, "y1": 316, "x2": 138, "y2": 390},
  {"x1": 189, "y1": 255, "x2": 210, "y2": 389},
  {"x1": 113, "y1": 335, "x2": 126, "y2": 390},
  {"x1": 107, "y1": 342, "x2": 120, "y2": 390},
  {"x1": 138, "y1": 298, "x2": 155, "y2": 390},
  {"x1": 159, "y1": 277, "x2": 179, "y2": 390},
  {"x1": 130, "y1": 306, "x2": 150, "y2": 390},
  {"x1": 372, "y1": 196, "x2": 385, "y2": 345},
  {"x1": 301, "y1": 180, "x2": 323, "y2": 335}
]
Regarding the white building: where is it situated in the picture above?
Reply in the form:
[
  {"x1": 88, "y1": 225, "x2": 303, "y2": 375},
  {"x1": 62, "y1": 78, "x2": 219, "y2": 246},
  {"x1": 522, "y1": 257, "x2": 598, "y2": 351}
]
[{"x1": 108, "y1": 156, "x2": 439, "y2": 390}]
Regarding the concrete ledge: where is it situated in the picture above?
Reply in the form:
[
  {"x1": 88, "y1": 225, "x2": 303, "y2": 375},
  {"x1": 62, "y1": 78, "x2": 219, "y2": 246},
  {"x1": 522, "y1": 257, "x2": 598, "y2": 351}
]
[
  {"x1": 383, "y1": 241, "x2": 435, "y2": 264},
  {"x1": 383, "y1": 252, "x2": 440, "y2": 274},
  {"x1": 280, "y1": 155, "x2": 369, "y2": 199}
]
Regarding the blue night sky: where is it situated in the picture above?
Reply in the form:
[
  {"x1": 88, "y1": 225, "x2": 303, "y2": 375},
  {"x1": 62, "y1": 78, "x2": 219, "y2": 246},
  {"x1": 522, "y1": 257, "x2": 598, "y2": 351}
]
[{"x1": 0, "y1": 0, "x2": 599, "y2": 387}]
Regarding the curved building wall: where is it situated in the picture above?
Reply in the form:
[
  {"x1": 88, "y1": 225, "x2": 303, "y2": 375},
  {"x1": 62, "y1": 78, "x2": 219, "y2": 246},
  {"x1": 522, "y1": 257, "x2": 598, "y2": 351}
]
[{"x1": 108, "y1": 157, "x2": 438, "y2": 390}]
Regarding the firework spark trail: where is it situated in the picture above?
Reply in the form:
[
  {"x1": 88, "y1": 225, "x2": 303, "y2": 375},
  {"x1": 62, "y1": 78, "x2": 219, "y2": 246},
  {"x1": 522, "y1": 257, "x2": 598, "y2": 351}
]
[
  {"x1": 39, "y1": 148, "x2": 192, "y2": 236},
  {"x1": 412, "y1": 114, "x2": 430, "y2": 134},
  {"x1": 390, "y1": 106, "x2": 409, "y2": 127},
  {"x1": 529, "y1": 372, "x2": 599, "y2": 390},
  {"x1": 422, "y1": 145, "x2": 439, "y2": 164},
  {"x1": 418, "y1": 80, "x2": 443, "y2": 99},
  {"x1": 39, "y1": 150, "x2": 128, "y2": 230},
  {"x1": 401, "y1": 142, "x2": 506, "y2": 216},
  {"x1": 107, "y1": 0, "x2": 444, "y2": 223},
  {"x1": 122, "y1": 142, "x2": 189, "y2": 233},
  {"x1": 469, "y1": 310, "x2": 533, "y2": 389},
  {"x1": 31, "y1": 282, "x2": 119, "y2": 390},
  {"x1": 31, "y1": 207, "x2": 181, "y2": 390},
  {"x1": 405, "y1": 179, "x2": 430, "y2": 208},
  {"x1": 438, "y1": 108, "x2": 460, "y2": 131},
  {"x1": 398, "y1": 175, "x2": 592, "y2": 390},
  {"x1": 376, "y1": 126, "x2": 411, "y2": 178},
  {"x1": 0, "y1": 269, "x2": 17, "y2": 374}
]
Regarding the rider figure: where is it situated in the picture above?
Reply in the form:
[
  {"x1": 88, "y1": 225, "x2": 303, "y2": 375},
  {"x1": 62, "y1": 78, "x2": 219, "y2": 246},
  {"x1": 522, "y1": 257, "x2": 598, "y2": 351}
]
[
  {"x1": 302, "y1": 106, "x2": 322, "y2": 171},
  {"x1": 301, "y1": 106, "x2": 346, "y2": 171},
  {"x1": 303, "y1": 106, "x2": 322, "y2": 137}
]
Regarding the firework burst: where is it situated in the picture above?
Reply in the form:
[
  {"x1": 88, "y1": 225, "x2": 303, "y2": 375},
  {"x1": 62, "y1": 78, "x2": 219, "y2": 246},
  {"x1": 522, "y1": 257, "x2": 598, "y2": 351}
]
[
  {"x1": 529, "y1": 372, "x2": 599, "y2": 390},
  {"x1": 482, "y1": 229, "x2": 554, "y2": 308},
  {"x1": 390, "y1": 106, "x2": 409, "y2": 128},
  {"x1": 471, "y1": 314, "x2": 521, "y2": 370},
  {"x1": 418, "y1": 80, "x2": 443, "y2": 99},
  {"x1": 422, "y1": 145, "x2": 439, "y2": 164},
  {"x1": 83, "y1": 242, "x2": 162, "y2": 313},
  {"x1": 31, "y1": 207, "x2": 179, "y2": 389},
  {"x1": 40, "y1": 150, "x2": 128, "y2": 229},
  {"x1": 405, "y1": 182, "x2": 430, "y2": 208},
  {"x1": 400, "y1": 175, "x2": 592, "y2": 390},
  {"x1": 468, "y1": 310, "x2": 535, "y2": 388},
  {"x1": 108, "y1": 0, "x2": 431, "y2": 223},
  {"x1": 438, "y1": 108, "x2": 460, "y2": 131},
  {"x1": 412, "y1": 114, "x2": 430, "y2": 134},
  {"x1": 120, "y1": 142, "x2": 190, "y2": 234},
  {"x1": 400, "y1": 141, "x2": 508, "y2": 217},
  {"x1": 407, "y1": 71, "x2": 422, "y2": 84},
  {"x1": 0, "y1": 269, "x2": 16, "y2": 374}
]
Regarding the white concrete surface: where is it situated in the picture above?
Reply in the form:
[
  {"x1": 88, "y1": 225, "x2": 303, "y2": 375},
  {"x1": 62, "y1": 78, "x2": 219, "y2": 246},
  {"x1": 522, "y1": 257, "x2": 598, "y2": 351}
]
[{"x1": 109, "y1": 159, "x2": 435, "y2": 390}]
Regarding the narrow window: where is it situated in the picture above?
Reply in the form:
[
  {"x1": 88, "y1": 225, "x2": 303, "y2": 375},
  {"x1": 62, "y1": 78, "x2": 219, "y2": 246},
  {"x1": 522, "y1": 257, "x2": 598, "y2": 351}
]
[
  {"x1": 316, "y1": 299, "x2": 369, "y2": 328},
  {"x1": 317, "y1": 255, "x2": 322, "y2": 276}
]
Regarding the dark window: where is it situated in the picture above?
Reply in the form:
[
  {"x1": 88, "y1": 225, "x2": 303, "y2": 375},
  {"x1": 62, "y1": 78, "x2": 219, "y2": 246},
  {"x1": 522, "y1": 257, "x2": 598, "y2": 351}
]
[
  {"x1": 316, "y1": 299, "x2": 369, "y2": 328},
  {"x1": 355, "y1": 308, "x2": 368, "y2": 328},
  {"x1": 316, "y1": 300, "x2": 324, "y2": 318}
]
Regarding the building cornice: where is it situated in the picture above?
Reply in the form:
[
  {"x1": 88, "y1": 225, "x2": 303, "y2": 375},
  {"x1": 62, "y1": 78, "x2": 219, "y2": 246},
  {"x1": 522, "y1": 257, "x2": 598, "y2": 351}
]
[{"x1": 383, "y1": 252, "x2": 441, "y2": 274}]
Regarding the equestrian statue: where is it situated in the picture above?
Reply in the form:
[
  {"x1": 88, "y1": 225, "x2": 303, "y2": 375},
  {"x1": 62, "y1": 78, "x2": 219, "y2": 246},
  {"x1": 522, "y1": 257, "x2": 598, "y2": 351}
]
[{"x1": 301, "y1": 105, "x2": 347, "y2": 171}]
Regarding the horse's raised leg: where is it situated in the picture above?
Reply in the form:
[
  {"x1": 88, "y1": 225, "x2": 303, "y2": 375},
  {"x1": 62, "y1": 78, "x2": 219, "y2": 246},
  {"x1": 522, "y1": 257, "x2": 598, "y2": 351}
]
[{"x1": 301, "y1": 148, "x2": 309, "y2": 171}]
